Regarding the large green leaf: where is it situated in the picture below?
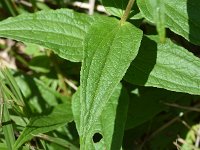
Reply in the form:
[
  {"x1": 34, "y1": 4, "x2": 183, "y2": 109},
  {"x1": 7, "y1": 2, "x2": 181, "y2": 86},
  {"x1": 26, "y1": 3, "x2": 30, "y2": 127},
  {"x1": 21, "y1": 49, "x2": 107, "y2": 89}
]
[
  {"x1": 13, "y1": 103, "x2": 73, "y2": 150},
  {"x1": 72, "y1": 84, "x2": 129, "y2": 150},
  {"x1": 79, "y1": 18, "x2": 142, "y2": 149},
  {"x1": 0, "y1": 9, "x2": 100, "y2": 62},
  {"x1": 125, "y1": 87, "x2": 185, "y2": 129},
  {"x1": 125, "y1": 35, "x2": 200, "y2": 95},
  {"x1": 137, "y1": 0, "x2": 200, "y2": 45}
]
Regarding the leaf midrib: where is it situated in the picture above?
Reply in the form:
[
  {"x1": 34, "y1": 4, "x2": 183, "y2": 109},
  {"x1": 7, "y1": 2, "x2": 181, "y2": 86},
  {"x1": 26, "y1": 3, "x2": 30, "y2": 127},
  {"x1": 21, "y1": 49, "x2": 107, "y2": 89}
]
[{"x1": 81, "y1": 23, "x2": 121, "y2": 137}]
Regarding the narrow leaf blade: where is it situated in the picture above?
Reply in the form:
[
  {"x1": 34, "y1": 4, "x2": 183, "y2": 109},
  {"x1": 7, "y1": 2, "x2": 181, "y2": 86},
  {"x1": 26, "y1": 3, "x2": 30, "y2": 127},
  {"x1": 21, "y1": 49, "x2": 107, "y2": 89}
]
[{"x1": 1, "y1": 101, "x2": 15, "y2": 150}]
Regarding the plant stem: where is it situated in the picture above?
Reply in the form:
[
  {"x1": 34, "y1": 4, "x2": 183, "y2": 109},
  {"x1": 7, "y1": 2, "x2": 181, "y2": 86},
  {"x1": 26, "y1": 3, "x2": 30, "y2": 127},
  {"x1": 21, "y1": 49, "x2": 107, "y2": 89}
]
[{"x1": 120, "y1": 0, "x2": 136, "y2": 24}]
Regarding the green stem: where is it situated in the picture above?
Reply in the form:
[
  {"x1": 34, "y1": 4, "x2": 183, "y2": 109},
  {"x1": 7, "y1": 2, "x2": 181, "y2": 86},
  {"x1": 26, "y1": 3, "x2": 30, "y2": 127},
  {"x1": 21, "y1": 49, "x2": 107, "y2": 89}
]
[{"x1": 120, "y1": 0, "x2": 136, "y2": 24}]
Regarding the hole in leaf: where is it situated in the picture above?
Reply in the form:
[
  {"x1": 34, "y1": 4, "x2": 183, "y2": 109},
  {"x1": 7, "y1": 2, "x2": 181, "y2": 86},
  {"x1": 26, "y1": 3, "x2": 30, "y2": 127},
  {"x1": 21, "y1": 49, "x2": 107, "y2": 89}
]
[{"x1": 92, "y1": 133, "x2": 103, "y2": 143}]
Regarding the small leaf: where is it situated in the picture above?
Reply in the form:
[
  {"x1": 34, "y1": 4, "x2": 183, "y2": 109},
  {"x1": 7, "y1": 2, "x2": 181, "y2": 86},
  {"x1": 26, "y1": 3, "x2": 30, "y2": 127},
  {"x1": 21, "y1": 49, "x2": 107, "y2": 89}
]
[
  {"x1": 0, "y1": 9, "x2": 100, "y2": 62},
  {"x1": 13, "y1": 103, "x2": 73, "y2": 150},
  {"x1": 100, "y1": 0, "x2": 140, "y2": 19},
  {"x1": 100, "y1": 0, "x2": 129, "y2": 17},
  {"x1": 72, "y1": 84, "x2": 129, "y2": 150},
  {"x1": 125, "y1": 35, "x2": 200, "y2": 95},
  {"x1": 137, "y1": 0, "x2": 200, "y2": 45},
  {"x1": 79, "y1": 18, "x2": 142, "y2": 149}
]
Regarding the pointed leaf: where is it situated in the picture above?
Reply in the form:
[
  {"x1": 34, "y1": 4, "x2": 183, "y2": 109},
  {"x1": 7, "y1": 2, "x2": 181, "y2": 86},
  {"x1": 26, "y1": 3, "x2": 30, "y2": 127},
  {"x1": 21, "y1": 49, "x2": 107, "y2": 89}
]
[
  {"x1": 79, "y1": 18, "x2": 142, "y2": 149},
  {"x1": 0, "y1": 9, "x2": 100, "y2": 62},
  {"x1": 125, "y1": 36, "x2": 200, "y2": 95},
  {"x1": 13, "y1": 103, "x2": 73, "y2": 150},
  {"x1": 137, "y1": 0, "x2": 200, "y2": 45}
]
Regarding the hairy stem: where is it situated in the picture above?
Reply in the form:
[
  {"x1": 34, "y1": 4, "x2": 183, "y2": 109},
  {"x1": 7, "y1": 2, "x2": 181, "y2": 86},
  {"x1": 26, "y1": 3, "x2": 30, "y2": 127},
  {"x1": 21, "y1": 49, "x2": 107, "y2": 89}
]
[{"x1": 120, "y1": 0, "x2": 136, "y2": 23}]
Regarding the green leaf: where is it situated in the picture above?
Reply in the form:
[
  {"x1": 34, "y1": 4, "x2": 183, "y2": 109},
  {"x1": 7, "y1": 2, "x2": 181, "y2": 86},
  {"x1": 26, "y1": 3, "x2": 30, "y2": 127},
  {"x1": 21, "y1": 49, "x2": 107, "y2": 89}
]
[
  {"x1": 125, "y1": 35, "x2": 200, "y2": 95},
  {"x1": 1, "y1": 68, "x2": 24, "y2": 108},
  {"x1": 125, "y1": 87, "x2": 185, "y2": 129},
  {"x1": 39, "y1": 134, "x2": 79, "y2": 150},
  {"x1": 100, "y1": 0, "x2": 129, "y2": 17},
  {"x1": 100, "y1": 0, "x2": 139, "y2": 19},
  {"x1": 13, "y1": 103, "x2": 73, "y2": 150},
  {"x1": 14, "y1": 73, "x2": 70, "y2": 113},
  {"x1": 1, "y1": 96, "x2": 15, "y2": 150},
  {"x1": 0, "y1": 68, "x2": 28, "y2": 120},
  {"x1": 151, "y1": 0, "x2": 166, "y2": 42},
  {"x1": 24, "y1": 43, "x2": 42, "y2": 56},
  {"x1": 137, "y1": 0, "x2": 200, "y2": 45},
  {"x1": 79, "y1": 18, "x2": 142, "y2": 149},
  {"x1": 0, "y1": 9, "x2": 99, "y2": 62},
  {"x1": 28, "y1": 55, "x2": 51, "y2": 73},
  {"x1": 181, "y1": 124, "x2": 200, "y2": 150},
  {"x1": 0, "y1": 143, "x2": 8, "y2": 150},
  {"x1": 0, "y1": 70, "x2": 17, "y2": 148},
  {"x1": 72, "y1": 84, "x2": 129, "y2": 150},
  {"x1": 0, "y1": 143, "x2": 30, "y2": 150}
]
